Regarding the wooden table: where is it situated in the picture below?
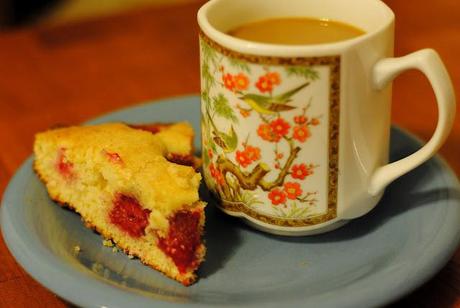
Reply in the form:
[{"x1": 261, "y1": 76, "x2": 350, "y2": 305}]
[{"x1": 0, "y1": 1, "x2": 459, "y2": 306}]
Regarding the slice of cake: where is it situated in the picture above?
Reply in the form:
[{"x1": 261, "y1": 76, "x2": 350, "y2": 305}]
[{"x1": 33, "y1": 122, "x2": 206, "y2": 286}]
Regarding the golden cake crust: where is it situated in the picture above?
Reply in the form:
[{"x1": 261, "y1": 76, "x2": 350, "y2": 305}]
[{"x1": 34, "y1": 122, "x2": 201, "y2": 216}]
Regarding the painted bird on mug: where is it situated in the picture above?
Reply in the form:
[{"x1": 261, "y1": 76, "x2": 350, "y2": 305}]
[
  {"x1": 212, "y1": 125, "x2": 238, "y2": 153},
  {"x1": 204, "y1": 106, "x2": 239, "y2": 153},
  {"x1": 238, "y1": 82, "x2": 310, "y2": 115}
]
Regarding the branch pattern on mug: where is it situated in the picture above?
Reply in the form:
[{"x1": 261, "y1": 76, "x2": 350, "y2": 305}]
[{"x1": 200, "y1": 36, "x2": 339, "y2": 224}]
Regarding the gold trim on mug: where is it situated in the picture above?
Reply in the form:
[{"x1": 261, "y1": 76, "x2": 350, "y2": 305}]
[{"x1": 200, "y1": 31, "x2": 340, "y2": 227}]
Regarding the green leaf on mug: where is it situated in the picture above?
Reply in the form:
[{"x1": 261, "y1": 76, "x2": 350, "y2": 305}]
[
  {"x1": 202, "y1": 90, "x2": 212, "y2": 108},
  {"x1": 213, "y1": 94, "x2": 239, "y2": 123},
  {"x1": 200, "y1": 38, "x2": 218, "y2": 63},
  {"x1": 228, "y1": 58, "x2": 251, "y2": 73},
  {"x1": 202, "y1": 146, "x2": 210, "y2": 165},
  {"x1": 201, "y1": 62, "x2": 215, "y2": 90},
  {"x1": 241, "y1": 190, "x2": 264, "y2": 207},
  {"x1": 285, "y1": 66, "x2": 320, "y2": 80}
]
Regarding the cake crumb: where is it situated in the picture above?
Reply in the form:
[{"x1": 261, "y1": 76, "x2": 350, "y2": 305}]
[
  {"x1": 128, "y1": 255, "x2": 134, "y2": 259},
  {"x1": 102, "y1": 239, "x2": 114, "y2": 247},
  {"x1": 73, "y1": 245, "x2": 81, "y2": 254},
  {"x1": 91, "y1": 262, "x2": 104, "y2": 274},
  {"x1": 299, "y1": 260, "x2": 308, "y2": 267},
  {"x1": 103, "y1": 268, "x2": 111, "y2": 279},
  {"x1": 112, "y1": 246, "x2": 118, "y2": 253}
]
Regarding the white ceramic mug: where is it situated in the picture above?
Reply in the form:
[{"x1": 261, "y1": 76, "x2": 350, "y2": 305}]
[{"x1": 197, "y1": 0, "x2": 456, "y2": 236}]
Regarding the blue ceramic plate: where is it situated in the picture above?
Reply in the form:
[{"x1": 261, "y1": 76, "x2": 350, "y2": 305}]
[{"x1": 2, "y1": 96, "x2": 460, "y2": 308}]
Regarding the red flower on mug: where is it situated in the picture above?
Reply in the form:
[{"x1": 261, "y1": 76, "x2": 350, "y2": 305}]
[
  {"x1": 209, "y1": 163, "x2": 225, "y2": 185},
  {"x1": 291, "y1": 163, "x2": 314, "y2": 180},
  {"x1": 237, "y1": 104, "x2": 251, "y2": 118},
  {"x1": 310, "y1": 118, "x2": 320, "y2": 126},
  {"x1": 257, "y1": 123, "x2": 281, "y2": 142},
  {"x1": 214, "y1": 169, "x2": 225, "y2": 185},
  {"x1": 235, "y1": 150, "x2": 251, "y2": 168},
  {"x1": 293, "y1": 125, "x2": 311, "y2": 142},
  {"x1": 255, "y1": 75, "x2": 273, "y2": 93},
  {"x1": 255, "y1": 71, "x2": 281, "y2": 93},
  {"x1": 222, "y1": 73, "x2": 235, "y2": 91},
  {"x1": 244, "y1": 145, "x2": 261, "y2": 162},
  {"x1": 209, "y1": 163, "x2": 217, "y2": 177},
  {"x1": 240, "y1": 109, "x2": 251, "y2": 118},
  {"x1": 294, "y1": 115, "x2": 307, "y2": 125},
  {"x1": 234, "y1": 73, "x2": 250, "y2": 91},
  {"x1": 270, "y1": 118, "x2": 290, "y2": 137},
  {"x1": 208, "y1": 148, "x2": 213, "y2": 159},
  {"x1": 284, "y1": 182, "x2": 303, "y2": 200},
  {"x1": 268, "y1": 188, "x2": 286, "y2": 205},
  {"x1": 265, "y1": 72, "x2": 281, "y2": 85}
]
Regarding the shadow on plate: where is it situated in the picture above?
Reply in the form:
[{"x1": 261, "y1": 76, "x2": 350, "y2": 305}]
[{"x1": 198, "y1": 184, "x2": 243, "y2": 278}]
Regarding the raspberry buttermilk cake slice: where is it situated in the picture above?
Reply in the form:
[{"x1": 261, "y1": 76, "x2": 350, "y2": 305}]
[{"x1": 33, "y1": 122, "x2": 206, "y2": 286}]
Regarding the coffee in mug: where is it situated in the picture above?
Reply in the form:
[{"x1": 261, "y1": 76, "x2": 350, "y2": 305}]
[{"x1": 228, "y1": 17, "x2": 365, "y2": 45}]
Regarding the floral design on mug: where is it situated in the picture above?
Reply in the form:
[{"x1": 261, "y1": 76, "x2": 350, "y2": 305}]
[{"x1": 200, "y1": 38, "x2": 325, "y2": 219}]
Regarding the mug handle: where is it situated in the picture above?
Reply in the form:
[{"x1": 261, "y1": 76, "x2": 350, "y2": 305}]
[{"x1": 368, "y1": 49, "x2": 456, "y2": 195}]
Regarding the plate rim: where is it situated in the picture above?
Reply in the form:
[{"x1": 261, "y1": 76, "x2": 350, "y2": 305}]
[{"x1": 1, "y1": 95, "x2": 460, "y2": 308}]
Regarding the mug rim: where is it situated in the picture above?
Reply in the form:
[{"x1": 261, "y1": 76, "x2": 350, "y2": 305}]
[{"x1": 197, "y1": 0, "x2": 395, "y2": 56}]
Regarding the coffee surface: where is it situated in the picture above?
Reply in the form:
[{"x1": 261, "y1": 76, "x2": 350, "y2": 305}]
[{"x1": 228, "y1": 17, "x2": 365, "y2": 45}]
